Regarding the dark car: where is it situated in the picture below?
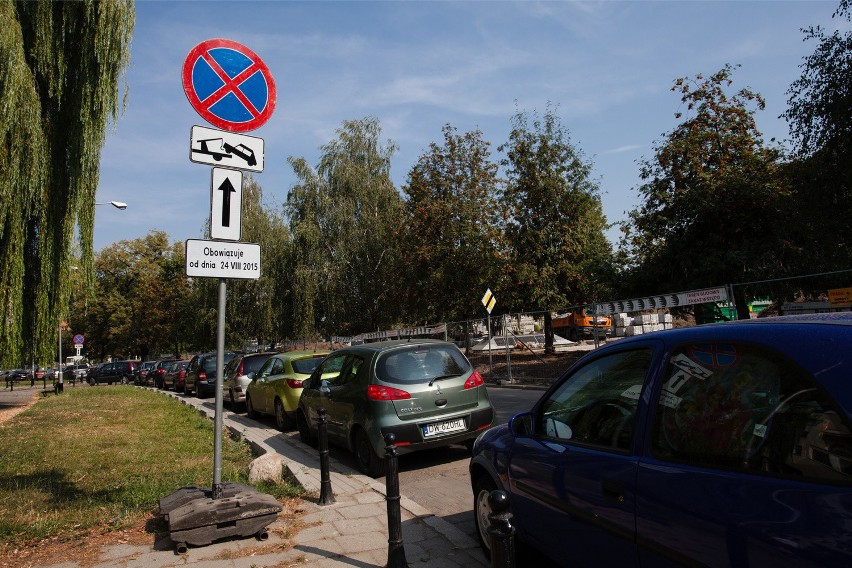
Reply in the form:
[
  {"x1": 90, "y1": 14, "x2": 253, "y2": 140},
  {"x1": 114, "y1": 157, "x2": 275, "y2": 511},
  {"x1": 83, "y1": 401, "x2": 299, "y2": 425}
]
[
  {"x1": 14, "y1": 368, "x2": 33, "y2": 381},
  {"x1": 86, "y1": 364, "x2": 104, "y2": 383},
  {"x1": 87, "y1": 360, "x2": 138, "y2": 385},
  {"x1": 183, "y1": 352, "x2": 236, "y2": 397},
  {"x1": 135, "y1": 361, "x2": 158, "y2": 385},
  {"x1": 470, "y1": 312, "x2": 852, "y2": 567},
  {"x1": 154, "y1": 360, "x2": 177, "y2": 390},
  {"x1": 150, "y1": 360, "x2": 174, "y2": 389},
  {"x1": 298, "y1": 339, "x2": 494, "y2": 476},
  {"x1": 7, "y1": 369, "x2": 31, "y2": 384},
  {"x1": 162, "y1": 360, "x2": 190, "y2": 391}
]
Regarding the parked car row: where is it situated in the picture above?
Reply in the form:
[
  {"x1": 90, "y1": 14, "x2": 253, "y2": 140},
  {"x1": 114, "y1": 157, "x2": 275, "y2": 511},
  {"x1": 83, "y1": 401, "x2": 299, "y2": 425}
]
[
  {"x1": 136, "y1": 340, "x2": 496, "y2": 478},
  {"x1": 4, "y1": 365, "x2": 96, "y2": 384},
  {"x1": 2, "y1": 368, "x2": 34, "y2": 383},
  {"x1": 148, "y1": 352, "x2": 236, "y2": 396}
]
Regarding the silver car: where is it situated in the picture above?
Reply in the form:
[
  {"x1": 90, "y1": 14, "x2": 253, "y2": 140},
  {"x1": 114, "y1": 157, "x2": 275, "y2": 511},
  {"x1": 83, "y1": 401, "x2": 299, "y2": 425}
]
[{"x1": 223, "y1": 352, "x2": 275, "y2": 411}]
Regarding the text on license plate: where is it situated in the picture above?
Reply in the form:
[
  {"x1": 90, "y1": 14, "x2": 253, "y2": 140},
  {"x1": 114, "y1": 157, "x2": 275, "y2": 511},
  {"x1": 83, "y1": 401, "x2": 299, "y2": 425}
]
[{"x1": 422, "y1": 418, "x2": 466, "y2": 437}]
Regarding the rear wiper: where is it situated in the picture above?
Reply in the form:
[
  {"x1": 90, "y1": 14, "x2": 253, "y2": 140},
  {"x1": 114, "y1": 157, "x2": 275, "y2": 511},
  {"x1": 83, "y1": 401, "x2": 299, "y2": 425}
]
[{"x1": 429, "y1": 374, "x2": 458, "y2": 387}]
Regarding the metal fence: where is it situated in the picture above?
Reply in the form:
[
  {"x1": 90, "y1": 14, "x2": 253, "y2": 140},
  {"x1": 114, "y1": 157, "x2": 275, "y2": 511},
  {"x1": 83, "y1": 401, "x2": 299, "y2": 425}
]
[{"x1": 336, "y1": 270, "x2": 852, "y2": 384}]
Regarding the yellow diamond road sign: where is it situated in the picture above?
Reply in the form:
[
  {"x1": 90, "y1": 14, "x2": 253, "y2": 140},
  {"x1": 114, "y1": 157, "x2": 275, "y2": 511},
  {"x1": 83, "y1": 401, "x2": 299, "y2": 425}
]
[{"x1": 481, "y1": 289, "x2": 496, "y2": 314}]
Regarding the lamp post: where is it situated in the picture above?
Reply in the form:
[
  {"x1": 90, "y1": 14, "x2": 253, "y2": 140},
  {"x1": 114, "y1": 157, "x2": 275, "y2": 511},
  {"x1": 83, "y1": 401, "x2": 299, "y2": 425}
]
[{"x1": 95, "y1": 200, "x2": 128, "y2": 210}]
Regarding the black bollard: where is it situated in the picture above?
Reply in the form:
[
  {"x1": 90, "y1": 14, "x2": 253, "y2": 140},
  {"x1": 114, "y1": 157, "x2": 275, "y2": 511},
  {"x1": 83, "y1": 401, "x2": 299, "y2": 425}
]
[
  {"x1": 487, "y1": 490, "x2": 516, "y2": 568},
  {"x1": 317, "y1": 408, "x2": 335, "y2": 505},
  {"x1": 384, "y1": 433, "x2": 409, "y2": 568}
]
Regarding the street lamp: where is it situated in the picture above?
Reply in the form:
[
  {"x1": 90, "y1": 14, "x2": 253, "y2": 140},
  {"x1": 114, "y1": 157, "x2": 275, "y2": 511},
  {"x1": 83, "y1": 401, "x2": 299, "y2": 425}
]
[{"x1": 96, "y1": 200, "x2": 128, "y2": 210}]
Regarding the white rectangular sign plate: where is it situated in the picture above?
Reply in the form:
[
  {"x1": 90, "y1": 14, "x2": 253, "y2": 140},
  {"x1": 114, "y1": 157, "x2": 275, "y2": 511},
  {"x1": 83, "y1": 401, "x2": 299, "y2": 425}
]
[
  {"x1": 190, "y1": 125, "x2": 265, "y2": 172},
  {"x1": 185, "y1": 239, "x2": 261, "y2": 280},
  {"x1": 211, "y1": 168, "x2": 242, "y2": 241}
]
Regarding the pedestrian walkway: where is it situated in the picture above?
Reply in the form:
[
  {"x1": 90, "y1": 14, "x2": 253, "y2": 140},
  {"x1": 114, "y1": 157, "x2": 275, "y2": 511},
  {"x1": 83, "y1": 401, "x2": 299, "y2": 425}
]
[{"x1": 0, "y1": 386, "x2": 489, "y2": 567}]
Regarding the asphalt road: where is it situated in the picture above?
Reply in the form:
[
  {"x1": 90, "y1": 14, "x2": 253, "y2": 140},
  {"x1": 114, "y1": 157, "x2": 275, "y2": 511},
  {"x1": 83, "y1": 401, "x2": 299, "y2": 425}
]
[
  {"x1": 397, "y1": 387, "x2": 543, "y2": 535},
  {"x1": 304, "y1": 386, "x2": 545, "y2": 538}
]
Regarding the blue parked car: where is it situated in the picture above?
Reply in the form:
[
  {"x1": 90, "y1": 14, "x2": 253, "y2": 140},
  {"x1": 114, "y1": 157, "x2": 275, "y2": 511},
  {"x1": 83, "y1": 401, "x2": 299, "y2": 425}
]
[{"x1": 470, "y1": 312, "x2": 852, "y2": 567}]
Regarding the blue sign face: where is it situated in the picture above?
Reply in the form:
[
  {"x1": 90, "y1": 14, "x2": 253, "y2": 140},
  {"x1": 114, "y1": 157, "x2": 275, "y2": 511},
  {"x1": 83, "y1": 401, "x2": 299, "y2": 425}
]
[{"x1": 183, "y1": 39, "x2": 277, "y2": 133}]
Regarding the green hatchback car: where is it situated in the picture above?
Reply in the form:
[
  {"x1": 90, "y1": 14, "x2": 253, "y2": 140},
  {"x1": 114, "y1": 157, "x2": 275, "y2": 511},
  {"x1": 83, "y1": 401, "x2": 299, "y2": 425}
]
[
  {"x1": 244, "y1": 351, "x2": 330, "y2": 430},
  {"x1": 297, "y1": 339, "x2": 494, "y2": 477}
]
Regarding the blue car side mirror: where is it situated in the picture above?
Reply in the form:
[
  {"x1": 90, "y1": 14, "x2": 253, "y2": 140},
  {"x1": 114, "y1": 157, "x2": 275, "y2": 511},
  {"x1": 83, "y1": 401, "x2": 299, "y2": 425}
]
[{"x1": 510, "y1": 412, "x2": 534, "y2": 437}]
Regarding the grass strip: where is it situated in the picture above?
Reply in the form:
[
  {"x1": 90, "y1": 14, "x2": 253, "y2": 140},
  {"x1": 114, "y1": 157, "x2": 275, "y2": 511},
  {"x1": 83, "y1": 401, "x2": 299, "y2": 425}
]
[{"x1": 0, "y1": 387, "x2": 302, "y2": 544}]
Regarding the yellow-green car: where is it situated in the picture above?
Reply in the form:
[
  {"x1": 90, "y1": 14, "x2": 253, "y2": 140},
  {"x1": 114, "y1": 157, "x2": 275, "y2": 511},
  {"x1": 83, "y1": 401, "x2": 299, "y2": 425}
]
[{"x1": 245, "y1": 350, "x2": 330, "y2": 430}]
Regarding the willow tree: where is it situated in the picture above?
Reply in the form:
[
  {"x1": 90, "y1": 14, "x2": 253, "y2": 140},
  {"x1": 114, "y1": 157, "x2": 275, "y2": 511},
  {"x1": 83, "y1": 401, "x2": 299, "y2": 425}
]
[
  {"x1": 286, "y1": 117, "x2": 404, "y2": 337},
  {"x1": 0, "y1": 1, "x2": 133, "y2": 367}
]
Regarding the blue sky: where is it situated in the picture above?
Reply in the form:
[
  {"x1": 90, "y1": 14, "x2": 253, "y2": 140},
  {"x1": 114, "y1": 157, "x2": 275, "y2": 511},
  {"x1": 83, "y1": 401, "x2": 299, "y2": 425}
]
[{"x1": 94, "y1": 0, "x2": 838, "y2": 250}]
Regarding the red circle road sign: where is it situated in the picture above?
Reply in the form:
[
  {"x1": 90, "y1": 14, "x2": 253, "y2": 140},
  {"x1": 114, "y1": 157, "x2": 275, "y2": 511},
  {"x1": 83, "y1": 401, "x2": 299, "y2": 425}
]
[{"x1": 182, "y1": 39, "x2": 277, "y2": 133}]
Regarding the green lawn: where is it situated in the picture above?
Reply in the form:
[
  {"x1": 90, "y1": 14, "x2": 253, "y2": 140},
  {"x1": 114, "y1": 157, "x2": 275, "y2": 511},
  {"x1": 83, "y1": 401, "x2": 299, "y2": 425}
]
[{"x1": 0, "y1": 387, "x2": 302, "y2": 544}]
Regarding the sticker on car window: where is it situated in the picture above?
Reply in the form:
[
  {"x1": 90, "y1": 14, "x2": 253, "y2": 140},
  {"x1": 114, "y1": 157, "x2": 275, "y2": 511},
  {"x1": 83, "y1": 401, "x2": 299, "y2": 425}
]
[
  {"x1": 670, "y1": 353, "x2": 713, "y2": 380},
  {"x1": 659, "y1": 390, "x2": 682, "y2": 409},
  {"x1": 660, "y1": 353, "x2": 715, "y2": 406},
  {"x1": 621, "y1": 385, "x2": 643, "y2": 400}
]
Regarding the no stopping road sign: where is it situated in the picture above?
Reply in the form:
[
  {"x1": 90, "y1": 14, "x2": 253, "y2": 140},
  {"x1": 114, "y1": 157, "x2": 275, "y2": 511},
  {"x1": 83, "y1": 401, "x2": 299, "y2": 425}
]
[{"x1": 182, "y1": 39, "x2": 277, "y2": 133}]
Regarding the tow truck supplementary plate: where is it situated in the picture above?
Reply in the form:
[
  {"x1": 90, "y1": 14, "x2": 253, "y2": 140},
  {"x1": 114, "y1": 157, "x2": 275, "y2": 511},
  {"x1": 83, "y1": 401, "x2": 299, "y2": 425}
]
[{"x1": 190, "y1": 125, "x2": 265, "y2": 172}]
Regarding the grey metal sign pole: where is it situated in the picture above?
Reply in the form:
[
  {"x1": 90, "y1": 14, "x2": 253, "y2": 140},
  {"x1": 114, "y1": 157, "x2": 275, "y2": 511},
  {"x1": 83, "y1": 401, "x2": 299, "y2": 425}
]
[{"x1": 213, "y1": 277, "x2": 226, "y2": 499}]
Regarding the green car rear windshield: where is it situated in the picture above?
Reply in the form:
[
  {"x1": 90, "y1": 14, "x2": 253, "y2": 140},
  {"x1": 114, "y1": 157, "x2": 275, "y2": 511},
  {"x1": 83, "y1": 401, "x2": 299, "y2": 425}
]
[
  {"x1": 376, "y1": 345, "x2": 470, "y2": 385},
  {"x1": 292, "y1": 357, "x2": 324, "y2": 375}
]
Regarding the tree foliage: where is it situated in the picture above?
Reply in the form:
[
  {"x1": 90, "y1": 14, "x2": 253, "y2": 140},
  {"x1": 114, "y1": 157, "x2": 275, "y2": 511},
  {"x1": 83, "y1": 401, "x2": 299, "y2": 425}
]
[
  {"x1": 785, "y1": 0, "x2": 852, "y2": 157},
  {"x1": 402, "y1": 125, "x2": 506, "y2": 323},
  {"x1": 621, "y1": 65, "x2": 791, "y2": 301},
  {"x1": 782, "y1": 0, "x2": 852, "y2": 272},
  {"x1": 71, "y1": 231, "x2": 188, "y2": 361},
  {"x1": 0, "y1": 0, "x2": 134, "y2": 367},
  {"x1": 285, "y1": 117, "x2": 404, "y2": 337},
  {"x1": 499, "y1": 106, "x2": 612, "y2": 351},
  {"x1": 500, "y1": 107, "x2": 612, "y2": 311},
  {"x1": 223, "y1": 176, "x2": 290, "y2": 347}
]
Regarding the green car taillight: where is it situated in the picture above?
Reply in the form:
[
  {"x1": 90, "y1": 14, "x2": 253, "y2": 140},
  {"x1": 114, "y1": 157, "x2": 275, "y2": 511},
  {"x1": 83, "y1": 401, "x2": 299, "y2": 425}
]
[
  {"x1": 367, "y1": 384, "x2": 411, "y2": 401},
  {"x1": 464, "y1": 370, "x2": 484, "y2": 389}
]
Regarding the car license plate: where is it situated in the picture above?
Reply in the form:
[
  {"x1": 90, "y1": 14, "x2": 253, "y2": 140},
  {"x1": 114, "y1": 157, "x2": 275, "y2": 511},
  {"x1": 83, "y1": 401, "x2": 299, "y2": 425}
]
[{"x1": 422, "y1": 418, "x2": 466, "y2": 437}]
